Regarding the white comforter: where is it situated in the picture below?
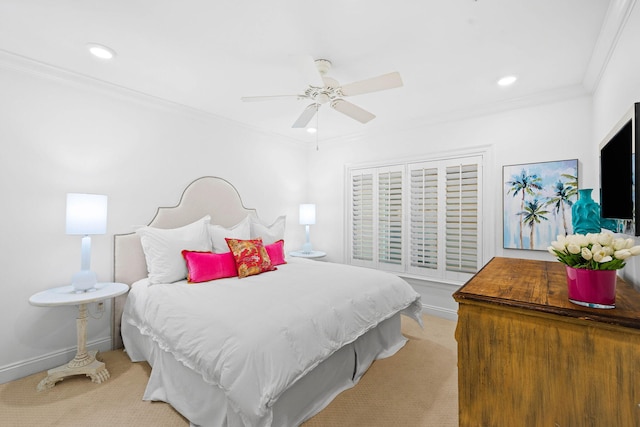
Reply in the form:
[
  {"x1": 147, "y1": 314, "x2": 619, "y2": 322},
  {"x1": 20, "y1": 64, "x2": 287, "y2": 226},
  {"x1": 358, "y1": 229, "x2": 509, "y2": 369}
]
[{"x1": 123, "y1": 258, "x2": 422, "y2": 426}]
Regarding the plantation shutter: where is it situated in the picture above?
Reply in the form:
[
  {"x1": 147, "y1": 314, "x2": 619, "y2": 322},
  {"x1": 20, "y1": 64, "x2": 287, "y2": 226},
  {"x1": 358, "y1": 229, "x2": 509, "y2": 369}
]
[
  {"x1": 445, "y1": 162, "x2": 479, "y2": 275},
  {"x1": 409, "y1": 166, "x2": 439, "y2": 272},
  {"x1": 378, "y1": 168, "x2": 403, "y2": 270},
  {"x1": 351, "y1": 170, "x2": 374, "y2": 264},
  {"x1": 347, "y1": 153, "x2": 483, "y2": 281}
]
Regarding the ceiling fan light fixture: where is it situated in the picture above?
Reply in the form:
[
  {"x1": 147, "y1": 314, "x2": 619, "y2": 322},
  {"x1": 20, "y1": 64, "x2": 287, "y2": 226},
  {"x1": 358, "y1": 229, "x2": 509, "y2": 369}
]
[
  {"x1": 497, "y1": 75, "x2": 517, "y2": 86},
  {"x1": 87, "y1": 43, "x2": 116, "y2": 60},
  {"x1": 316, "y1": 93, "x2": 331, "y2": 104}
]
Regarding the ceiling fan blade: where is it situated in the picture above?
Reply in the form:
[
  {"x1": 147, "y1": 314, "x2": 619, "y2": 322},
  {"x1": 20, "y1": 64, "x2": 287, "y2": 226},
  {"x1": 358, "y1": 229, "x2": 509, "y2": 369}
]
[
  {"x1": 340, "y1": 72, "x2": 403, "y2": 97},
  {"x1": 330, "y1": 99, "x2": 375, "y2": 124},
  {"x1": 241, "y1": 95, "x2": 305, "y2": 102},
  {"x1": 293, "y1": 55, "x2": 325, "y2": 88},
  {"x1": 292, "y1": 103, "x2": 320, "y2": 128}
]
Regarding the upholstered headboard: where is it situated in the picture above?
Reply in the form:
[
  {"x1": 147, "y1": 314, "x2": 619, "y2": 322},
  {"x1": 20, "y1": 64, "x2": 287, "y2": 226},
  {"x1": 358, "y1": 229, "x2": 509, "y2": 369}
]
[{"x1": 112, "y1": 176, "x2": 257, "y2": 348}]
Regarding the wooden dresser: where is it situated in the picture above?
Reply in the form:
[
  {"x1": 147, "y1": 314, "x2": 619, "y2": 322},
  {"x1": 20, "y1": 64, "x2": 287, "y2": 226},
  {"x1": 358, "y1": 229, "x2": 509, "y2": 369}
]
[{"x1": 453, "y1": 257, "x2": 640, "y2": 427}]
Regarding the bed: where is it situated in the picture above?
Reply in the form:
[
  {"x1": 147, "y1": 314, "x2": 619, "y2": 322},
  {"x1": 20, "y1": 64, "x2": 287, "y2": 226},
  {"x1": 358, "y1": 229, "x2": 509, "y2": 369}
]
[{"x1": 113, "y1": 176, "x2": 422, "y2": 427}]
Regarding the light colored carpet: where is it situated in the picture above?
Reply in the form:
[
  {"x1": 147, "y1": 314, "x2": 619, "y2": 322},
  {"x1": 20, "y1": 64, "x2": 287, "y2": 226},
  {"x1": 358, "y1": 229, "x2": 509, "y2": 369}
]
[
  {"x1": 303, "y1": 314, "x2": 458, "y2": 427},
  {"x1": 0, "y1": 314, "x2": 458, "y2": 426}
]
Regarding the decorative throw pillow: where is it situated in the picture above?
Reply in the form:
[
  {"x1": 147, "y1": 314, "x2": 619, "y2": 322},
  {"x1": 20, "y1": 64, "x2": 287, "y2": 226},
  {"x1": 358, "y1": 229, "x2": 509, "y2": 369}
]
[
  {"x1": 249, "y1": 214, "x2": 286, "y2": 245},
  {"x1": 208, "y1": 216, "x2": 251, "y2": 253},
  {"x1": 136, "y1": 215, "x2": 212, "y2": 284},
  {"x1": 265, "y1": 240, "x2": 286, "y2": 266},
  {"x1": 181, "y1": 250, "x2": 238, "y2": 283},
  {"x1": 225, "y1": 238, "x2": 276, "y2": 278}
]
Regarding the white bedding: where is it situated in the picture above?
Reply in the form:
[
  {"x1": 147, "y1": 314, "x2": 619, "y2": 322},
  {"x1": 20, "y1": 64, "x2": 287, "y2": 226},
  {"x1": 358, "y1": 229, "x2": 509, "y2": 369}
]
[{"x1": 123, "y1": 258, "x2": 422, "y2": 426}]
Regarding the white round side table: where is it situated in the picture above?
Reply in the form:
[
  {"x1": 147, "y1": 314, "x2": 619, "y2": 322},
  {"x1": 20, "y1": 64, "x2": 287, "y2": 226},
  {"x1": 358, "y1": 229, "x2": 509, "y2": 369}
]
[
  {"x1": 29, "y1": 282, "x2": 129, "y2": 391},
  {"x1": 289, "y1": 250, "x2": 327, "y2": 259}
]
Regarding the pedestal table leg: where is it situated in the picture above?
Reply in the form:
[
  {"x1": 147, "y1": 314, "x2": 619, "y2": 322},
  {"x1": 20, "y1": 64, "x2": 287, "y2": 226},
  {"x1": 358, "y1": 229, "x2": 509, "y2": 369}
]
[{"x1": 37, "y1": 303, "x2": 110, "y2": 391}]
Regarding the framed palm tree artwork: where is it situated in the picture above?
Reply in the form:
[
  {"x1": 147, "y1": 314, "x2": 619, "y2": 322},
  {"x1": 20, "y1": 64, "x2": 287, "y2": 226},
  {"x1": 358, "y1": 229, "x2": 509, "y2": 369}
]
[{"x1": 503, "y1": 159, "x2": 578, "y2": 250}]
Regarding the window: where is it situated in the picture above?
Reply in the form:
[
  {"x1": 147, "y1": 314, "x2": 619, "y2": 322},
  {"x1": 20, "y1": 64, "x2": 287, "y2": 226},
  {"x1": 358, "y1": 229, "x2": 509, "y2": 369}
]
[{"x1": 347, "y1": 154, "x2": 483, "y2": 283}]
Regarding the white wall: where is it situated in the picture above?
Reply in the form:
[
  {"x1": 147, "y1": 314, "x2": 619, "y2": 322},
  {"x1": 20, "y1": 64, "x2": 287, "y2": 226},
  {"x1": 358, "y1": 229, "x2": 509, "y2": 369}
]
[
  {"x1": 0, "y1": 59, "x2": 309, "y2": 383},
  {"x1": 593, "y1": 3, "x2": 640, "y2": 287},
  {"x1": 308, "y1": 95, "x2": 595, "y2": 317}
]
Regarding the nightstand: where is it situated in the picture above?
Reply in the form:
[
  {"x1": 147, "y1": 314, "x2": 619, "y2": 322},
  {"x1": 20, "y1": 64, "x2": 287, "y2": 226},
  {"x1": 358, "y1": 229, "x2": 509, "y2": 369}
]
[
  {"x1": 289, "y1": 250, "x2": 327, "y2": 259},
  {"x1": 29, "y1": 282, "x2": 129, "y2": 391}
]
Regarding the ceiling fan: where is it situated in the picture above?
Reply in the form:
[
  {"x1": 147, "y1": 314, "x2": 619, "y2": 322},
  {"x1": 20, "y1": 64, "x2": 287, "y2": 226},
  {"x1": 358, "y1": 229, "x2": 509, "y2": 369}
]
[{"x1": 241, "y1": 56, "x2": 403, "y2": 128}]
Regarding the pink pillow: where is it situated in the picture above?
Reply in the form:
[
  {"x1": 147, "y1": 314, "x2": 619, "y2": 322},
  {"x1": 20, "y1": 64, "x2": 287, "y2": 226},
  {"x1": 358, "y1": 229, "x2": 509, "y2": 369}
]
[
  {"x1": 265, "y1": 240, "x2": 286, "y2": 266},
  {"x1": 181, "y1": 250, "x2": 238, "y2": 283}
]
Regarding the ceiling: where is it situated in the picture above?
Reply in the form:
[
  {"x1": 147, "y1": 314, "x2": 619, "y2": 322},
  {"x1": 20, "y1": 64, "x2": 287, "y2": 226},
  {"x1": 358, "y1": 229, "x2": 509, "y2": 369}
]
[{"x1": 0, "y1": 0, "x2": 621, "y2": 143}]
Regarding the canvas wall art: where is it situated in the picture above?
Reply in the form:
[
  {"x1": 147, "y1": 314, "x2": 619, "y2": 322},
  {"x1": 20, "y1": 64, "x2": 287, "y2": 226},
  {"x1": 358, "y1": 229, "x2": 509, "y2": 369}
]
[{"x1": 503, "y1": 159, "x2": 578, "y2": 250}]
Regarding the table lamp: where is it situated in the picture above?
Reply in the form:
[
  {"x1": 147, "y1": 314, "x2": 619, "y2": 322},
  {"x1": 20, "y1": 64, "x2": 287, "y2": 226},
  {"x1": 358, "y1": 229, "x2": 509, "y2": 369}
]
[
  {"x1": 66, "y1": 193, "x2": 108, "y2": 292},
  {"x1": 299, "y1": 204, "x2": 316, "y2": 253}
]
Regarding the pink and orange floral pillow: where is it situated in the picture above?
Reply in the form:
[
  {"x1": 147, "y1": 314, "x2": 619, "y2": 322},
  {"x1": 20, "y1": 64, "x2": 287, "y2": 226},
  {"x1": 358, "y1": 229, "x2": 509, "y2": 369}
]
[{"x1": 225, "y1": 237, "x2": 277, "y2": 278}]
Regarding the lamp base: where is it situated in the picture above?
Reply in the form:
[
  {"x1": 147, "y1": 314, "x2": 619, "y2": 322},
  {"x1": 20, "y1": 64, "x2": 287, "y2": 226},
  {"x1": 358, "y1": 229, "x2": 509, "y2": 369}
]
[
  {"x1": 72, "y1": 270, "x2": 97, "y2": 293},
  {"x1": 301, "y1": 242, "x2": 313, "y2": 254}
]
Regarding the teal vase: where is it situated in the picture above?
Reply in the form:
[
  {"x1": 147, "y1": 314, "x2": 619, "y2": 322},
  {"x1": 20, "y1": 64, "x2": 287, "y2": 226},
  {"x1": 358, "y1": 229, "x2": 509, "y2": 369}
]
[{"x1": 571, "y1": 189, "x2": 601, "y2": 234}]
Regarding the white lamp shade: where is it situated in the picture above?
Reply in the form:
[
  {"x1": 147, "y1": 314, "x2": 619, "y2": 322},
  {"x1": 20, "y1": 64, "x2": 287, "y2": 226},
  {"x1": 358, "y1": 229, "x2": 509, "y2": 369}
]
[
  {"x1": 299, "y1": 204, "x2": 316, "y2": 225},
  {"x1": 66, "y1": 193, "x2": 108, "y2": 235}
]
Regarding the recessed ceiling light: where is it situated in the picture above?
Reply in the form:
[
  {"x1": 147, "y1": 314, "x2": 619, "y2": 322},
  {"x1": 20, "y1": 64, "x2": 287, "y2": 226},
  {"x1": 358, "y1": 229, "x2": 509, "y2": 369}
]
[
  {"x1": 87, "y1": 43, "x2": 116, "y2": 60},
  {"x1": 497, "y1": 75, "x2": 517, "y2": 86},
  {"x1": 307, "y1": 127, "x2": 317, "y2": 134}
]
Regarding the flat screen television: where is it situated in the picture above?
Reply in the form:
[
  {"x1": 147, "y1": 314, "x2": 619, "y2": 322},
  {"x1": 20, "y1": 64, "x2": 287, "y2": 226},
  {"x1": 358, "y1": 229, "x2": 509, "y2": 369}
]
[{"x1": 599, "y1": 102, "x2": 639, "y2": 235}]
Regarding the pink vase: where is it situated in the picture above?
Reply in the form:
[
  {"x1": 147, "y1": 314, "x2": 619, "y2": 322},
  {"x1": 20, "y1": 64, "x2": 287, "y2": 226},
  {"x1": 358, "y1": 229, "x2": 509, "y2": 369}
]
[{"x1": 565, "y1": 266, "x2": 617, "y2": 309}]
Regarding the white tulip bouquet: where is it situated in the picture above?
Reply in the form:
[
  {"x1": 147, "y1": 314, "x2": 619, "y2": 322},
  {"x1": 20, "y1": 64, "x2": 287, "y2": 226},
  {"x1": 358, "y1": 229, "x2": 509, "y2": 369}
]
[{"x1": 548, "y1": 232, "x2": 640, "y2": 270}]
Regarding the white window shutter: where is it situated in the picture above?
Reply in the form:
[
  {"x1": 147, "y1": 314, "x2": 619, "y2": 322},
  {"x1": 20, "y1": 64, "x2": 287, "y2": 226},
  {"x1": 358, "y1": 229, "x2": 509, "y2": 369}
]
[
  {"x1": 445, "y1": 162, "x2": 479, "y2": 277},
  {"x1": 350, "y1": 170, "x2": 374, "y2": 265},
  {"x1": 408, "y1": 165, "x2": 439, "y2": 274},
  {"x1": 378, "y1": 168, "x2": 403, "y2": 270}
]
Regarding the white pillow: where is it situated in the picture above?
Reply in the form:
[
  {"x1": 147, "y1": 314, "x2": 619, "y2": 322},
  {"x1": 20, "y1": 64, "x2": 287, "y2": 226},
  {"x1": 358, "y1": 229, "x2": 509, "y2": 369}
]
[
  {"x1": 208, "y1": 216, "x2": 251, "y2": 253},
  {"x1": 250, "y1": 214, "x2": 286, "y2": 245},
  {"x1": 137, "y1": 215, "x2": 212, "y2": 284}
]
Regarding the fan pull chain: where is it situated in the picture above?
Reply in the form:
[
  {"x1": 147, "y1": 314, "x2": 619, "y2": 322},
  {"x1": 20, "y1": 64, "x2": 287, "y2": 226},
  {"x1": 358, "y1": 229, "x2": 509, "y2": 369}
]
[{"x1": 316, "y1": 104, "x2": 319, "y2": 151}]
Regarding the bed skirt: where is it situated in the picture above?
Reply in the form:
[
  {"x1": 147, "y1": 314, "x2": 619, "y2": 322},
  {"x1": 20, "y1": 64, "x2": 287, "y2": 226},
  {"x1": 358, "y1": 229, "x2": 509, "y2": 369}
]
[{"x1": 122, "y1": 312, "x2": 407, "y2": 427}]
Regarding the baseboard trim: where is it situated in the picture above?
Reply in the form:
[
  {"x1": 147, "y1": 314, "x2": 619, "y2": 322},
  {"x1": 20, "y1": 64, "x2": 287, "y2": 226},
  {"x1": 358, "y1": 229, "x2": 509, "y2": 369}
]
[
  {"x1": 422, "y1": 303, "x2": 458, "y2": 321},
  {"x1": 0, "y1": 337, "x2": 112, "y2": 385}
]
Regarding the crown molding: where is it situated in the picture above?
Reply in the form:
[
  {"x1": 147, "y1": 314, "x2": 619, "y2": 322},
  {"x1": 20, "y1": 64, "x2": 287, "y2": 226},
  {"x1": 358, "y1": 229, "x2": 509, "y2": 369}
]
[
  {"x1": 401, "y1": 84, "x2": 589, "y2": 129},
  {"x1": 318, "y1": 83, "x2": 590, "y2": 147},
  {"x1": 0, "y1": 43, "x2": 604, "y2": 149},
  {"x1": 583, "y1": 0, "x2": 637, "y2": 92},
  {"x1": 0, "y1": 49, "x2": 305, "y2": 147}
]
